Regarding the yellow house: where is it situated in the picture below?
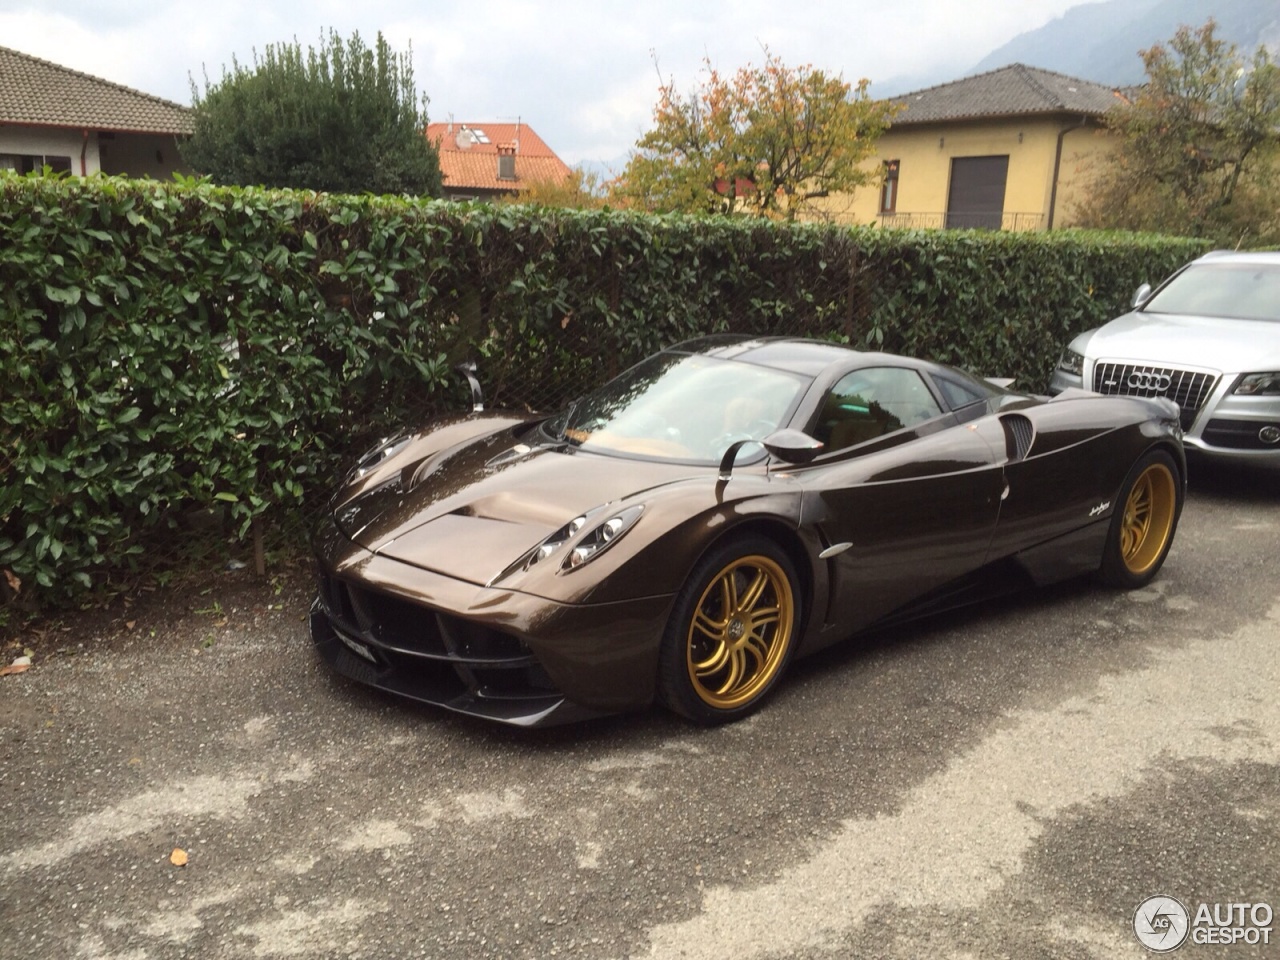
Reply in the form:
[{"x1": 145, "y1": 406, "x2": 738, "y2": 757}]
[{"x1": 816, "y1": 64, "x2": 1128, "y2": 230}]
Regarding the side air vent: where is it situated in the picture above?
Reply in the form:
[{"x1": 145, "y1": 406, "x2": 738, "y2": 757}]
[{"x1": 1000, "y1": 413, "x2": 1035, "y2": 461}]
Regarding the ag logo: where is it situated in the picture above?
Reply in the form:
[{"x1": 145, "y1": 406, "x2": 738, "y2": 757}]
[{"x1": 1134, "y1": 895, "x2": 1190, "y2": 952}]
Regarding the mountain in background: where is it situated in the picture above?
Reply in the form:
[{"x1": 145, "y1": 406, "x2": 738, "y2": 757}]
[
  {"x1": 588, "y1": 0, "x2": 1279, "y2": 173},
  {"x1": 879, "y1": 0, "x2": 1280, "y2": 97}
]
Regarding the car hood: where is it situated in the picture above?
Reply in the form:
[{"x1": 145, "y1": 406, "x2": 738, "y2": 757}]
[
  {"x1": 1082, "y1": 311, "x2": 1280, "y2": 372},
  {"x1": 334, "y1": 427, "x2": 706, "y2": 585}
]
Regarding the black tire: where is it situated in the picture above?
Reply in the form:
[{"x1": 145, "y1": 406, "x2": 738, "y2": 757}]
[
  {"x1": 1098, "y1": 448, "x2": 1182, "y2": 589},
  {"x1": 657, "y1": 535, "x2": 801, "y2": 724}
]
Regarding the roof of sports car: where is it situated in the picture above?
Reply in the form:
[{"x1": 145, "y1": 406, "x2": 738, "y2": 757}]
[{"x1": 670, "y1": 335, "x2": 860, "y2": 376}]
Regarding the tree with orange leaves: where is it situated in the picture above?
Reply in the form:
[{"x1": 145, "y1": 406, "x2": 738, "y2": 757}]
[
  {"x1": 498, "y1": 168, "x2": 611, "y2": 210},
  {"x1": 615, "y1": 48, "x2": 897, "y2": 219}
]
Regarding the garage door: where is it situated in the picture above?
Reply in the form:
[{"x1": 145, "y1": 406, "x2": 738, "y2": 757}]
[{"x1": 946, "y1": 156, "x2": 1009, "y2": 230}]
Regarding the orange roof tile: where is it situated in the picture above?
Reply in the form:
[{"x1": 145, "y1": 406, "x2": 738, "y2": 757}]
[{"x1": 426, "y1": 121, "x2": 572, "y2": 192}]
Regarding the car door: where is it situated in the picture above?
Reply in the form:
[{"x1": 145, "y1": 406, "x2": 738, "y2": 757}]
[
  {"x1": 794, "y1": 366, "x2": 1007, "y2": 635},
  {"x1": 986, "y1": 402, "x2": 1146, "y2": 570}
]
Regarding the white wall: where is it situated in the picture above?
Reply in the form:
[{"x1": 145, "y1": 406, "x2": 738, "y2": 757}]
[
  {"x1": 0, "y1": 125, "x2": 189, "y2": 178},
  {"x1": 0, "y1": 125, "x2": 101, "y2": 174}
]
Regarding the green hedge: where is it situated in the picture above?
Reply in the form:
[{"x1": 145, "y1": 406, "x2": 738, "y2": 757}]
[{"x1": 0, "y1": 174, "x2": 1206, "y2": 612}]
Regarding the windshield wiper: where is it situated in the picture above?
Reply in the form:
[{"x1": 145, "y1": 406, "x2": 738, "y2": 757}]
[{"x1": 557, "y1": 397, "x2": 581, "y2": 443}]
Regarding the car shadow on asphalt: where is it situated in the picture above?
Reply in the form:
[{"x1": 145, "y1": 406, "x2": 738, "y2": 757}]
[{"x1": 1185, "y1": 459, "x2": 1279, "y2": 502}]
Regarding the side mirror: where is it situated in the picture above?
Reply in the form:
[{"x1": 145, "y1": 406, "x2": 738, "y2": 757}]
[
  {"x1": 456, "y1": 361, "x2": 484, "y2": 412},
  {"x1": 1131, "y1": 283, "x2": 1153, "y2": 309},
  {"x1": 761, "y1": 429, "x2": 825, "y2": 464},
  {"x1": 718, "y1": 429, "x2": 824, "y2": 482}
]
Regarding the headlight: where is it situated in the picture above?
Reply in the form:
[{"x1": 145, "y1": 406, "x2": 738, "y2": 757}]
[
  {"x1": 502, "y1": 504, "x2": 645, "y2": 582},
  {"x1": 1232, "y1": 372, "x2": 1280, "y2": 396},
  {"x1": 525, "y1": 514, "x2": 588, "y2": 568},
  {"x1": 1057, "y1": 349, "x2": 1084, "y2": 377},
  {"x1": 562, "y1": 506, "x2": 644, "y2": 571}
]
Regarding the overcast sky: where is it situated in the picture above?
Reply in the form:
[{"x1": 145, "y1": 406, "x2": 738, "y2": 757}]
[{"x1": 0, "y1": 0, "x2": 1086, "y2": 166}]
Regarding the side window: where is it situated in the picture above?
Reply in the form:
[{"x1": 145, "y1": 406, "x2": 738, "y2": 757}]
[
  {"x1": 934, "y1": 375, "x2": 987, "y2": 410},
  {"x1": 814, "y1": 367, "x2": 943, "y2": 453}
]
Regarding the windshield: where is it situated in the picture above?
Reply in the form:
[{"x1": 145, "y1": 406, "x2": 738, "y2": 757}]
[
  {"x1": 543, "y1": 352, "x2": 810, "y2": 463},
  {"x1": 1144, "y1": 262, "x2": 1280, "y2": 323}
]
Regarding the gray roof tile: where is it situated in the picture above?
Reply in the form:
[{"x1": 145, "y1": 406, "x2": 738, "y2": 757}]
[
  {"x1": 0, "y1": 45, "x2": 191, "y2": 134},
  {"x1": 891, "y1": 63, "x2": 1125, "y2": 125}
]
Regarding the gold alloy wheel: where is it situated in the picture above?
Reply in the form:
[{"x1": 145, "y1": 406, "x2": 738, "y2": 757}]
[
  {"x1": 685, "y1": 554, "x2": 795, "y2": 710},
  {"x1": 1119, "y1": 462, "x2": 1177, "y2": 576}
]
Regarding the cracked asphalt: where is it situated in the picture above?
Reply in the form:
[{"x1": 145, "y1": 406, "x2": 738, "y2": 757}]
[{"x1": 1, "y1": 464, "x2": 1277, "y2": 959}]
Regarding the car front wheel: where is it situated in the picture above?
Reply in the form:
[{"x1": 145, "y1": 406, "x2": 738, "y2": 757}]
[{"x1": 658, "y1": 536, "x2": 800, "y2": 724}]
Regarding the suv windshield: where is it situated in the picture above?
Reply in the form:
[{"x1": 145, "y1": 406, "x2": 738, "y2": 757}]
[
  {"x1": 1145, "y1": 262, "x2": 1280, "y2": 322},
  {"x1": 543, "y1": 352, "x2": 810, "y2": 463}
]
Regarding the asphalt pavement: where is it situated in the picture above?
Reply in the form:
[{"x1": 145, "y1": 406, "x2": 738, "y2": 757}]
[{"x1": 1, "y1": 464, "x2": 1277, "y2": 959}]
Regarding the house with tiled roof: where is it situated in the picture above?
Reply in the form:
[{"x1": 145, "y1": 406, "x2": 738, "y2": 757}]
[
  {"x1": 426, "y1": 120, "x2": 572, "y2": 200},
  {"x1": 816, "y1": 64, "x2": 1127, "y2": 231},
  {"x1": 0, "y1": 45, "x2": 192, "y2": 179}
]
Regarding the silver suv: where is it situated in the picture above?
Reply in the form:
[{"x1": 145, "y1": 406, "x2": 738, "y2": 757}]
[{"x1": 1049, "y1": 251, "x2": 1280, "y2": 468}]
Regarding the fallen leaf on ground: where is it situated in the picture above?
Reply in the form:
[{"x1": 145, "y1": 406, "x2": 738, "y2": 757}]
[
  {"x1": 0, "y1": 663, "x2": 30, "y2": 677},
  {"x1": 170, "y1": 848, "x2": 188, "y2": 867},
  {"x1": 2, "y1": 569, "x2": 19, "y2": 594}
]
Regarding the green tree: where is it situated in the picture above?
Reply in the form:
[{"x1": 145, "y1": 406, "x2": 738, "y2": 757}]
[
  {"x1": 184, "y1": 29, "x2": 442, "y2": 196},
  {"x1": 1076, "y1": 20, "x2": 1280, "y2": 245},
  {"x1": 615, "y1": 49, "x2": 897, "y2": 219}
]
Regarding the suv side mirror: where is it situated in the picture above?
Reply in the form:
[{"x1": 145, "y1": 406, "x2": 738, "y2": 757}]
[{"x1": 1131, "y1": 283, "x2": 1153, "y2": 309}]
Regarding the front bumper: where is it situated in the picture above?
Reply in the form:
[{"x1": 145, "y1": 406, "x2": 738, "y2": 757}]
[
  {"x1": 1049, "y1": 367, "x2": 1280, "y2": 468},
  {"x1": 310, "y1": 520, "x2": 675, "y2": 727}
]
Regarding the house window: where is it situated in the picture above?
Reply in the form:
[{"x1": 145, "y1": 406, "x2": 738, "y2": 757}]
[
  {"x1": 0, "y1": 153, "x2": 72, "y2": 174},
  {"x1": 946, "y1": 155, "x2": 1008, "y2": 229},
  {"x1": 879, "y1": 160, "x2": 899, "y2": 214}
]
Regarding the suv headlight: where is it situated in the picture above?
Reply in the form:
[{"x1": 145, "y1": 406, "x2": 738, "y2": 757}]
[
  {"x1": 1232, "y1": 372, "x2": 1280, "y2": 396},
  {"x1": 1057, "y1": 349, "x2": 1084, "y2": 377}
]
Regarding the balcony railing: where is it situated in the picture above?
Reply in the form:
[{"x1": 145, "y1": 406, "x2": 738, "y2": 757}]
[{"x1": 877, "y1": 211, "x2": 1046, "y2": 231}]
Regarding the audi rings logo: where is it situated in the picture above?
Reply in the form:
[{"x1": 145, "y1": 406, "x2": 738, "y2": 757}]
[
  {"x1": 1134, "y1": 896, "x2": 1191, "y2": 952},
  {"x1": 1128, "y1": 372, "x2": 1173, "y2": 392}
]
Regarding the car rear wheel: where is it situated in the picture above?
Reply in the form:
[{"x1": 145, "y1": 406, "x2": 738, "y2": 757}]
[
  {"x1": 658, "y1": 536, "x2": 800, "y2": 724},
  {"x1": 1098, "y1": 448, "x2": 1182, "y2": 589}
]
